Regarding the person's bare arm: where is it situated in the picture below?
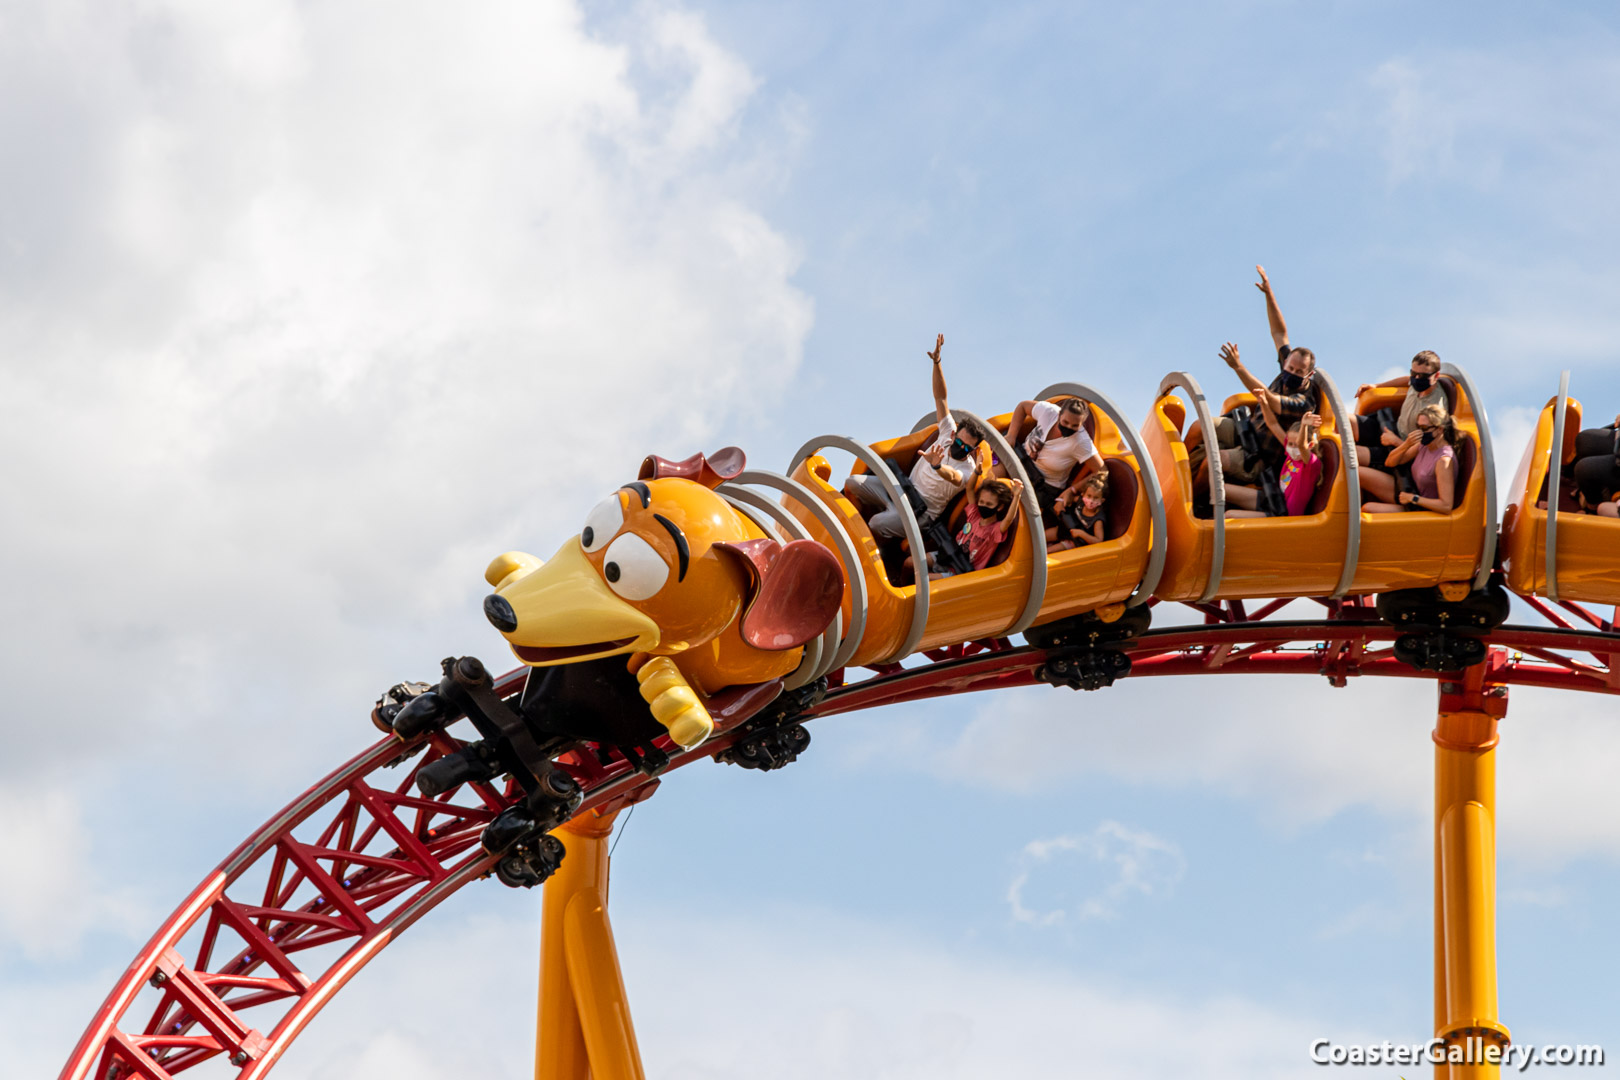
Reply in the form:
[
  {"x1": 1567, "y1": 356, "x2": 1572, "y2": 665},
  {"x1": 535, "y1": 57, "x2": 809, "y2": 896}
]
[
  {"x1": 1385, "y1": 430, "x2": 1423, "y2": 468},
  {"x1": 1255, "y1": 393, "x2": 1288, "y2": 446},
  {"x1": 1356, "y1": 375, "x2": 1414, "y2": 396},
  {"x1": 1006, "y1": 400, "x2": 1037, "y2": 446},
  {"x1": 1256, "y1": 265, "x2": 1288, "y2": 352},
  {"x1": 1402, "y1": 457, "x2": 1456, "y2": 513},
  {"x1": 920, "y1": 441, "x2": 961, "y2": 485},
  {"x1": 928, "y1": 333, "x2": 949, "y2": 424},
  {"x1": 998, "y1": 480, "x2": 1024, "y2": 527},
  {"x1": 1220, "y1": 342, "x2": 1279, "y2": 412},
  {"x1": 1053, "y1": 452, "x2": 1106, "y2": 512},
  {"x1": 1074, "y1": 515, "x2": 1107, "y2": 545}
]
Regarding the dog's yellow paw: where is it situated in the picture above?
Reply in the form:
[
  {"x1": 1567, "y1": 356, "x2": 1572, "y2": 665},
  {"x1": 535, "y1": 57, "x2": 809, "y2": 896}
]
[{"x1": 635, "y1": 657, "x2": 713, "y2": 748}]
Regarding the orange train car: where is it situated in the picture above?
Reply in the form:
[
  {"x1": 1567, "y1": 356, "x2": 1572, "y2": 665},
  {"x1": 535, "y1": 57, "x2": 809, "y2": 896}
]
[
  {"x1": 1141, "y1": 370, "x2": 1359, "y2": 602},
  {"x1": 1501, "y1": 374, "x2": 1620, "y2": 606},
  {"x1": 779, "y1": 383, "x2": 1165, "y2": 669},
  {"x1": 1349, "y1": 365, "x2": 1496, "y2": 594},
  {"x1": 478, "y1": 366, "x2": 1503, "y2": 758},
  {"x1": 1141, "y1": 363, "x2": 1497, "y2": 604}
]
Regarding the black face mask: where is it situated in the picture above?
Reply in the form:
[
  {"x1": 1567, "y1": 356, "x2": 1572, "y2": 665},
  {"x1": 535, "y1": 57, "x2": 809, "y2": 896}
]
[
  {"x1": 1277, "y1": 371, "x2": 1306, "y2": 393},
  {"x1": 1056, "y1": 423, "x2": 1079, "y2": 438},
  {"x1": 1420, "y1": 429, "x2": 1437, "y2": 445},
  {"x1": 949, "y1": 438, "x2": 972, "y2": 459},
  {"x1": 1410, "y1": 372, "x2": 1433, "y2": 391}
]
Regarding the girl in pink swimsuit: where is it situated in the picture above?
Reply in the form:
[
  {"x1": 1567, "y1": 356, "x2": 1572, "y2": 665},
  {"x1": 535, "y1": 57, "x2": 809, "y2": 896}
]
[{"x1": 1225, "y1": 404, "x2": 1324, "y2": 519}]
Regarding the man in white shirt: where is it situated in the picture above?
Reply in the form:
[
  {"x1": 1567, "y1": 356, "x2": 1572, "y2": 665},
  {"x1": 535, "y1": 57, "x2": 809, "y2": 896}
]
[
  {"x1": 844, "y1": 334, "x2": 985, "y2": 539},
  {"x1": 1005, "y1": 395, "x2": 1104, "y2": 542}
]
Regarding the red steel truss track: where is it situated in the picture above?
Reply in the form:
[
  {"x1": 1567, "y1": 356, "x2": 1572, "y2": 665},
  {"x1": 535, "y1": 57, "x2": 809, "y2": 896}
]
[{"x1": 58, "y1": 597, "x2": 1620, "y2": 1080}]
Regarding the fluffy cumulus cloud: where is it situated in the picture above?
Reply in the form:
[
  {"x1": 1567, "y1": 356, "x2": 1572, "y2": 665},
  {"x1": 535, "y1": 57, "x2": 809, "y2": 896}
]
[
  {"x1": 1007, "y1": 821, "x2": 1186, "y2": 926},
  {"x1": 845, "y1": 671, "x2": 1620, "y2": 865},
  {"x1": 0, "y1": 781, "x2": 144, "y2": 958},
  {"x1": 0, "y1": 0, "x2": 811, "y2": 786},
  {"x1": 272, "y1": 906, "x2": 1337, "y2": 1080}
]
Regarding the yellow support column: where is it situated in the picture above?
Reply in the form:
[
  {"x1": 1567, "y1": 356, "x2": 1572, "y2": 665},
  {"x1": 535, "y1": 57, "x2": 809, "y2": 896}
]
[
  {"x1": 1433, "y1": 660, "x2": 1511, "y2": 1079},
  {"x1": 535, "y1": 808, "x2": 645, "y2": 1080}
]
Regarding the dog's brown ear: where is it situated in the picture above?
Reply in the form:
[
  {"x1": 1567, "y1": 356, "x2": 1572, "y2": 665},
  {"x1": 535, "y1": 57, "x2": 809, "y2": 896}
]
[
  {"x1": 713, "y1": 539, "x2": 844, "y2": 651},
  {"x1": 638, "y1": 447, "x2": 746, "y2": 490}
]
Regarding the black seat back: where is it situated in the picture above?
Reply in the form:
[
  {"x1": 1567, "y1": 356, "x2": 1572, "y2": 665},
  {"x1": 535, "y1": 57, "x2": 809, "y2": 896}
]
[{"x1": 1450, "y1": 432, "x2": 1475, "y2": 510}]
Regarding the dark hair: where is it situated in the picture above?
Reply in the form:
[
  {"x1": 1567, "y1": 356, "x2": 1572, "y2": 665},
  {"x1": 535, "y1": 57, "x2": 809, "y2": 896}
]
[
  {"x1": 957, "y1": 418, "x2": 986, "y2": 443},
  {"x1": 1059, "y1": 397, "x2": 1088, "y2": 416},
  {"x1": 1284, "y1": 346, "x2": 1317, "y2": 373},
  {"x1": 1412, "y1": 350, "x2": 1442, "y2": 371},
  {"x1": 979, "y1": 478, "x2": 1014, "y2": 512}
]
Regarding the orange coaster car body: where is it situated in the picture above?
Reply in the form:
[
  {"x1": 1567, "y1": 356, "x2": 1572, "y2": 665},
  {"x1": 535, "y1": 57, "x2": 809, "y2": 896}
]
[
  {"x1": 1142, "y1": 390, "x2": 1355, "y2": 602},
  {"x1": 1502, "y1": 393, "x2": 1620, "y2": 605},
  {"x1": 1348, "y1": 377, "x2": 1490, "y2": 592},
  {"x1": 789, "y1": 396, "x2": 1151, "y2": 667}
]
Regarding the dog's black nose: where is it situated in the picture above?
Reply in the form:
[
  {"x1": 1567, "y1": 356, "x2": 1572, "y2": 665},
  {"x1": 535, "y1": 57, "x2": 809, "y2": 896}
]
[{"x1": 483, "y1": 594, "x2": 518, "y2": 633}]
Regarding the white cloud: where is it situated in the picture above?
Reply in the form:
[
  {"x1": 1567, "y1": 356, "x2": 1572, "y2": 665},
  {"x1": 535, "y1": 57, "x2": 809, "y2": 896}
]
[
  {"x1": 0, "y1": 781, "x2": 144, "y2": 958},
  {"x1": 843, "y1": 677, "x2": 1434, "y2": 827},
  {"x1": 0, "y1": 0, "x2": 811, "y2": 785},
  {"x1": 1351, "y1": 48, "x2": 1620, "y2": 199},
  {"x1": 839, "y1": 672, "x2": 1620, "y2": 867},
  {"x1": 267, "y1": 904, "x2": 1344, "y2": 1080},
  {"x1": 1007, "y1": 821, "x2": 1185, "y2": 926}
]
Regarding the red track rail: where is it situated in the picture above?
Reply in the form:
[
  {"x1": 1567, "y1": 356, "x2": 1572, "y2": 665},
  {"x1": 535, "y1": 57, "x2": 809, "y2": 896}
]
[{"x1": 59, "y1": 602, "x2": 1620, "y2": 1079}]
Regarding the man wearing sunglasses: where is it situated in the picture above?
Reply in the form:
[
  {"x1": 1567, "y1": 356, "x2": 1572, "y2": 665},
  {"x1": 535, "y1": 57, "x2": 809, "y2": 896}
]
[
  {"x1": 1350, "y1": 350, "x2": 1446, "y2": 470},
  {"x1": 844, "y1": 333, "x2": 986, "y2": 539}
]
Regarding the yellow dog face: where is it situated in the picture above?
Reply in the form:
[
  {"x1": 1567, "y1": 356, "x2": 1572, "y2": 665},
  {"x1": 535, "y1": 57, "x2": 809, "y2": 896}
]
[{"x1": 485, "y1": 477, "x2": 754, "y2": 666}]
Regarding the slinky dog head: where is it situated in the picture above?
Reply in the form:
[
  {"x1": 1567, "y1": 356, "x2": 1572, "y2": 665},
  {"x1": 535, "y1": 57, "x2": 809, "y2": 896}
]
[{"x1": 483, "y1": 448, "x2": 844, "y2": 668}]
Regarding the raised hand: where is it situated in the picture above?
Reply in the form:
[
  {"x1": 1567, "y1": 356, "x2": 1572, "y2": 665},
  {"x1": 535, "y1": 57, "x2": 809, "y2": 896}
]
[
  {"x1": 927, "y1": 333, "x2": 944, "y2": 364},
  {"x1": 1255, "y1": 265, "x2": 1273, "y2": 295},
  {"x1": 1219, "y1": 342, "x2": 1242, "y2": 369},
  {"x1": 921, "y1": 442, "x2": 947, "y2": 468},
  {"x1": 1302, "y1": 411, "x2": 1322, "y2": 429}
]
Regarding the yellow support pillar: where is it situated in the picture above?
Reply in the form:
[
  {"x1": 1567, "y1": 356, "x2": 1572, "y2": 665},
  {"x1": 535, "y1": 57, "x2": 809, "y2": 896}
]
[
  {"x1": 535, "y1": 808, "x2": 646, "y2": 1080},
  {"x1": 1432, "y1": 659, "x2": 1511, "y2": 1079}
]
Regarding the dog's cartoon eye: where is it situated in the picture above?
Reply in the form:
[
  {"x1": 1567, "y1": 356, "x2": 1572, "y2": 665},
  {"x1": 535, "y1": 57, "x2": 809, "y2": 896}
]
[
  {"x1": 600, "y1": 532, "x2": 669, "y2": 601},
  {"x1": 580, "y1": 494, "x2": 624, "y2": 553}
]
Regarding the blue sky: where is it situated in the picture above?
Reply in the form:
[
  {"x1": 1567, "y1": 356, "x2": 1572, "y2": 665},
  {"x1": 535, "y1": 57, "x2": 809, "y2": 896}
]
[{"x1": 4, "y1": 1, "x2": 1620, "y2": 1077}]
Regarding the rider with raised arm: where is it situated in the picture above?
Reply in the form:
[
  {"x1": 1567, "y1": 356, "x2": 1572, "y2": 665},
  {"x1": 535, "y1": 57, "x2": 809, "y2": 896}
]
[
  {"x1": 843, "y1": 333, "x2": 985, "y2": 539},
  {"x1": 1188, "y1": 266, "x2": 1320, "y2": 492}
]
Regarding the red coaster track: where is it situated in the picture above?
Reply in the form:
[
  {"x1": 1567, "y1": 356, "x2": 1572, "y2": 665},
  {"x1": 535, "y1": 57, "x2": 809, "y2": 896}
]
[{"x1": 56, "y1": 590, "x2": 1618, "y2": 1080}]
